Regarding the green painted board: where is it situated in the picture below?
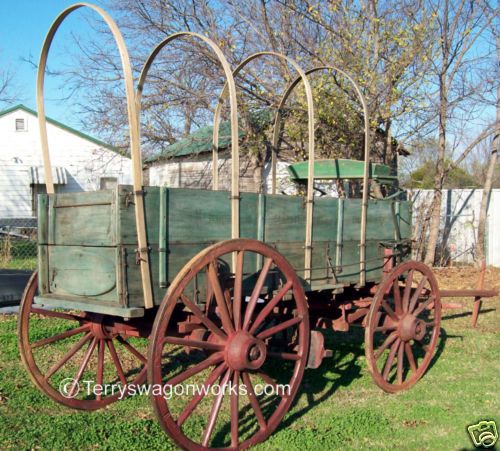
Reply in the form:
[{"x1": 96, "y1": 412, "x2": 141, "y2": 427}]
[
  {"x1": 48, "y1": 246, "x2": 118, "y2": 302},
  {"x1": 48, "y1": 190, "x2": 115, "y2": 246},
  {"x1": 38, "y1": 184, "x2": 412, "y2": 316},
  {"x1": 287, "y1": 158, "x2": 397, "y2": 182}
]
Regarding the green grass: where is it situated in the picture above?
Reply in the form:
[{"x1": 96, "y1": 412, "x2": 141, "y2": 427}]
[{"x1": 0, "y1": 302, "x2": 498, "y2": 450}]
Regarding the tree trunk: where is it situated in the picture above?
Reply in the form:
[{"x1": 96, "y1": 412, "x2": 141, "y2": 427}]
[
  {"x1": 476, "y1": 52, "x2": 499, "y2": 266},
  {"x1": 425, "y1": 72, "x2": 448, "y2": 265}
]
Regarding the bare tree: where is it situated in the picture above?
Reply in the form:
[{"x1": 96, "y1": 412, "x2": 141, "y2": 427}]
[
  {"x1": 423, "y1": 0, "x2": 496, "y2": 265},
  {"x1": 0, "y1": 55, "x2": 18, "y2": 105},
  {"x1": 477, "y1": 32, "x2": 500, "y2": 265}
]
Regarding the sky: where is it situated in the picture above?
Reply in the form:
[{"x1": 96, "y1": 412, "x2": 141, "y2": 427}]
[{"x1": 0, "y1": 0, "x2": 104, "y2": 129}]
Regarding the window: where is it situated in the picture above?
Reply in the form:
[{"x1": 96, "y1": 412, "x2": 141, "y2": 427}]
[
  {"x1": 100, "y1": 177, "x2": 118, "y2": 190},
  {"x1": 15, "y1": 118, "x2": 27, "y2": 132}
]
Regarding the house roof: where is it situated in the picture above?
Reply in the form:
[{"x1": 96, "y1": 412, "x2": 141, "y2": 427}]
[
  {"x1": 144, "y1": 120, "x2": 241, "y2": 164},
  {"x1": 145, "y1": 110, "x2": 271, "y2": 164},
  {"x1": 0, "y1": 104, "x2": 117, "y2": 152}
]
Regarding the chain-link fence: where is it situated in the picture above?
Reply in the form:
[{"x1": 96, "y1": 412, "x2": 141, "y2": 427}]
[{"x1": 0, "y1": 218, "x2": 37, "y2": 271}]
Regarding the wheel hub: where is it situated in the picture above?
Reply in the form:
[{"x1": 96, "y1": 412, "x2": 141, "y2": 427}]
[
  {"x1": 399, "y1": 314, "x2": 426, "y2": 342},
  {"x1": 226, "y1": 332, "x2": 267, "y2": 370},
  {"x1": 88, "y1": 315, "x2": 116, "y2": 340}
]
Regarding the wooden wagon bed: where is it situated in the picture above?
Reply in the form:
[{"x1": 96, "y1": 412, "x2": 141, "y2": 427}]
[{"x1": 35, "y1": 186, "x2": 411, "y2": 317}]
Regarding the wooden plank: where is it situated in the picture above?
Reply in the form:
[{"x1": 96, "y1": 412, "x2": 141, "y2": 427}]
[
  {"x1": 119, "y1": 186, "x2": 161, "y2": 245},
  {"x1": 159, "y1": 187, "x2": 168, "y2": 288},
  {"x1": 167, "y1": 189, "x2": 231, "y2": 243},
  {"x1": 47, "y1": 190, "x2": 115, "y2": 246},
  {"x1": 48, "y1": 246, "x2": 117, "y2": 301},
  {"x1": 38, "y1": 194, "x2": 49, "y2": 294},
  {"x1": 52, "y1": 190, "x2": 113, "y2": 207},
  {"x1": 34, "y1": 295, "x2": 144, "y2": 318}
]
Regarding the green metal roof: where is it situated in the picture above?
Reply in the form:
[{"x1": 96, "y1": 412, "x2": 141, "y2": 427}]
[
  {"x1": 287, "y1": 159, "x2": 397, "y2": 182},
  {"x1": 0, "y1": 104, "x2": 117, "y2": 152},
  {"x1": 145, "y1": 110, "x2": 271, "y2": 164},
  {"x1": 144, "y1": 120, "x2": 243, "y2": 163}
]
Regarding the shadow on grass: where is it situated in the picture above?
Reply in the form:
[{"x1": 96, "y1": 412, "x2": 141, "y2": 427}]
[
  {"x1": 441, "y1": 308, "x2": 496, "y2": 322},
  {"x1": 277, "y1": 324, "x2": 452, "y2": 434}
]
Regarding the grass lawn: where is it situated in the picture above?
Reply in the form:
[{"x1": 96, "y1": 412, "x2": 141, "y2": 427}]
[{"x1": 0, "y1": 267, "x2": 498, "y2": 450}]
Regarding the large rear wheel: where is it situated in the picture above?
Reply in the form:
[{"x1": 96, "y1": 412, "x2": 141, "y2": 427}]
[{"x1": 149, "y1": 239, "x2": 309, "y2": 450}]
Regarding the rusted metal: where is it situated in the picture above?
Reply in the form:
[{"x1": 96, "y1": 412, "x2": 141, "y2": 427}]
[
  {"x1": 365, "y1": 261, "x2": 442, "y2": 393},
  {"x1": 307, "y1": 330, "x2": 333, "y2": 369},
  {"x1": 437, "y1": 260, "x2": 497, "y2": 327},
  {"x1": 473, "y1": 260, "x2": 486, "y2": 327},
  {"x1": 148, "y1": 238, "x2": 309, "y2": 449},
  {"x1": 439, "y1": 289, "x2": 497, "y2": 297}
]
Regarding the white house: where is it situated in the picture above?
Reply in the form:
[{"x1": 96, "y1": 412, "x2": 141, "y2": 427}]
[{"x1": 0, "y1": 104, "x2": 132, "y2": 220}]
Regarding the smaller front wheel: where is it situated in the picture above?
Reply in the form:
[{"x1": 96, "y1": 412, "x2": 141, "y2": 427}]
[
  {"x1": 365, "y1": 261, "x2": 441, "y2": 393},
  {"x1": 18, "y1": 272, "x2": 148, "y2": 410}
]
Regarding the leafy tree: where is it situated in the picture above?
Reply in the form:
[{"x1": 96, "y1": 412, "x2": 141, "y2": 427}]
[{"x1": 406, "y1": 159, "x2": 478, "y2": 188}]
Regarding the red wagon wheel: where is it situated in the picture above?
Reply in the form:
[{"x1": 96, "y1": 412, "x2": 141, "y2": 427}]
[
  {"x1": 365, "y1": 261, "x2": 441, "y2": 393},
  {"x1": 18, "y1": 272, "x2": 148, "y2": 410},
  {"x1": 149, "y1": 239, "x2": 309, "y2": 450}
]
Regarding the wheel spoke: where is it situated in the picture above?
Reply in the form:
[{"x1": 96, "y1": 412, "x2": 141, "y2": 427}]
[
  {"x1": 382, "y1": 338, "x2": 401, "y2": 380},
  {"x1": 69, "y1": 336, "x2": 98, "y2": 397},
  {"x1": 233, "y1": 251, "x2": 244, "y2": 331},
  {"x1": 163, "y1": 336, "x2": 224, "y2": 352},
  {"x1": 243, "y1": 257, "x2": 273, "y2": 331},
  {"x1": 257, "y1": 316, "x2": 302, "y2": 340},
  {"x1": 381, "y1": 300, "x2": 398, "y2": 322},
  {"x1": 413, "y1": 295, "x2": 435, "y2": 317},
  {"x1": 396, "y1": 340, "x2": 405, "y2": 385},
  {"x1": 167, "y1": 352, "x2": 224, "y2": 388},
  {"x1": 201, "y1": 368, "x2": 232, "y2": 447},
  {"x1": 116, "y1": 336, "x2": 147, "y2": 364},
  {"x1": 45, "y1": 331, "x2": 93, "y2": 379},
  {"x1": 405, "y1": 342, "x2": 417, "y2": 373},
  {"x1": 393, "y1": 279, "x2": 403, "y2": 316},
  {"x1": 208, "y1": 262, "x2": 235, "y2": 334},
  {"x1": 249, "y1": 280, "x2": 293, "y2": 334},
  {"x1": 31, "y1": 324, "x2": 90, "y2": 349},
  {"x1": 254, "y1": 371, "x2": 286, "y2": 398},
  {"x1": 180, "y1": 294, "x2": 227, "y2": 340},
  {"x1": 107, "y1": 339, "x2": 127, "y2": 385},
  {"x1": 231, "y1": 370, "x2": 240, "y2": 447},
  {"x1": 374, "y1": 331, "x2": 398, "y2": 360},
  {"x1": 241, "y1": 372, "x2": 266, "y2": 430},
  {"x1": 374, "y1": 323, "x2": 397, "y2": 333},
  {"x1": 268, "y1": 351, "x2": 301, "y2": 361},
  {"x1": 408, "y1": 276, "x2": 428, "y2": 313},
  {"x1": 31, "y1": 307, "x2": 83, "y2": 322},
  {"x1": 177, "y1": 362, "x2": 227, "y2": 427},
  {"x1": 96, "y1": 339, "x2": 105, "y2": 401},
  {"x1": 402, "y1": 270, "x2": 414, "y2": 313}
]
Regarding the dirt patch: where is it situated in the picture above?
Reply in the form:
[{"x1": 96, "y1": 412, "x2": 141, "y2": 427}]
[{"x1": 433, "y1": 265, "x2": 499, "y2": 294}]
